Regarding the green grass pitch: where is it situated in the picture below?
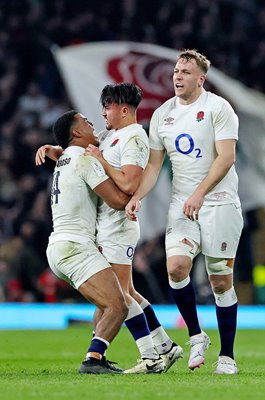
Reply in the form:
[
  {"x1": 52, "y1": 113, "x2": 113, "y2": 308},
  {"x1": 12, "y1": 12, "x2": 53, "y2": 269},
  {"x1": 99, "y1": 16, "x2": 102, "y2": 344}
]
[{"x1": 0, "y1": 326, "x2": 264, "y2": 400}]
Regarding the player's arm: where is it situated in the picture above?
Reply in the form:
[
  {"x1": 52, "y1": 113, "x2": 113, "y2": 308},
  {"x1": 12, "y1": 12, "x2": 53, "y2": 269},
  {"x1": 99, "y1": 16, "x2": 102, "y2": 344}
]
[
  {"x1": 35, "y1": 144, "x2": 63, "y2": 165},
  {"x1": 83, "y1": 156, "x2": 131, "y2": 210},
  {"x1": 99, "y1": 160, "x2": 143, "y2": 195},
  {"x1": 183, "y1": 139, "x2": 236, "y2": 220},
  {"x1": 85, "y1": 144, "x2": 143, "y2": 195},
  {"x1": 125, "y1": 148, "x2": 165, "y2": 220},
  {"x1": 93, "y1": 178, "x2": 130, "y2": 210}
]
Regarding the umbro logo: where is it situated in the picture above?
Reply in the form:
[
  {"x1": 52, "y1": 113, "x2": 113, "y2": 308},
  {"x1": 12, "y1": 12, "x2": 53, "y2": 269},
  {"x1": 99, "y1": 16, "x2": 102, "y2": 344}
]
[{"x1": 164, "y1": 117, "x2": 174, "y2": 125}]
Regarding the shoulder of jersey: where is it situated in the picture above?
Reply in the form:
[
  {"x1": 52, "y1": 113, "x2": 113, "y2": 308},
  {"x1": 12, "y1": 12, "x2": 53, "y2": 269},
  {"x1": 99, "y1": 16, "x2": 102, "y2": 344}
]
[
  {"x1": 151, "y1": 97, "x2": 176, "y2": 124},
  {"x1": 155, "y1": 96, "x2": 176, "y2": 115},
  {"x1": 206, "y1": 90, "x2": 225, "y2": 105},
  {"x1": 204, "y1": 92, "x2": 237, "y2": 118}
]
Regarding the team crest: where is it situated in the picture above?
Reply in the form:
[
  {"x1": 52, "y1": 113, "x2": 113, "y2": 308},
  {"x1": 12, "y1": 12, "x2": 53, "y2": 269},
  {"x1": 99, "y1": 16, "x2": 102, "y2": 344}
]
[
  {"x1": 196, "y1": 111, "x2": 204, "y2": 122},
  {"x1": 220, "y1": 242, "x2": 227, "y2": 251},
  {"x1": 110, "y1": 138, "x2": 119, "y2": 147},
  {"x1": 164, "y1": 117, "x2": 174, "y2": 125}
]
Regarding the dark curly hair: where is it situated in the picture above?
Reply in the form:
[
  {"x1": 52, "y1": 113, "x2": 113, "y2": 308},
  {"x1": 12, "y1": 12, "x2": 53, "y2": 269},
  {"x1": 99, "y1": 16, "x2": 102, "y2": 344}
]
[
  {"x1": 52, "y1": 110, "x2": 78, "y2": 149},
  {"x1": 100, "y1": 82, "x2": 143, "y2": 109}
]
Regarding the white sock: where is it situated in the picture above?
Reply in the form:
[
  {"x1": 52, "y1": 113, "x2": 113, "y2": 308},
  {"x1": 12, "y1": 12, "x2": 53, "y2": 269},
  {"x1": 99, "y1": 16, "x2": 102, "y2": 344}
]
[
  {"x1": 214, "y1": 287, "x2": 237, "y2": 307},
  {"x1": 151, "y1": 327, "x2": 173, "y2": 354},
  {"x1": 139, "y1": 299, "x2": 173, "y2": 354},
  {"x1": 169, "y1": 276, "x2": 190, "y2": 289},
  {"x1": 125, "y1": 299, "x2": 159, "y2": 359}
]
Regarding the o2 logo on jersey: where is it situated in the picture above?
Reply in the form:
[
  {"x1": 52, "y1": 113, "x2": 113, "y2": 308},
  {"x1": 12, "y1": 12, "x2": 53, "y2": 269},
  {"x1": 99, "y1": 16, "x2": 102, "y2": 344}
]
[
  {"x1": 175, "y1": 133, "x2": 202, "y2": 158},
  {"x1": 126, "y1": 246, "x2": 135, "y2": 259}
]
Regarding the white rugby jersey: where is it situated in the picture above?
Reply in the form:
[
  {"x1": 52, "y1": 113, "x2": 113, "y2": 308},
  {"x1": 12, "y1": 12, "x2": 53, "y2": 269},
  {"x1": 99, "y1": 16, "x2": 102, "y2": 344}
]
[
  {"x1": 149, "y1": 91, "x2": 240, "y2": 205},
  {"x1": 96, "y1": 124, "x2": 149, "y2": 238},
  {"x1": 48, "y1": 146, "x2": 109, "y2": 245}
]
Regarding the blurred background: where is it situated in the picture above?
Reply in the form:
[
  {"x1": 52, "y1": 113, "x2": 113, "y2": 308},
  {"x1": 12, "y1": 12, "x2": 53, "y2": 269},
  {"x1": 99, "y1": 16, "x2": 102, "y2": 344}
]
[{"x1": 0, "y1": 0, "x2": 265, "y2": 308}]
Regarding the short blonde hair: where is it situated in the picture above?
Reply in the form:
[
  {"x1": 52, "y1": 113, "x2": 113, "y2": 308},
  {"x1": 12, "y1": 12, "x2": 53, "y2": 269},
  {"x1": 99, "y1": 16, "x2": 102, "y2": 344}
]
[{"x1": 177, "y1": 49, "x2": 211, "y2": 74}]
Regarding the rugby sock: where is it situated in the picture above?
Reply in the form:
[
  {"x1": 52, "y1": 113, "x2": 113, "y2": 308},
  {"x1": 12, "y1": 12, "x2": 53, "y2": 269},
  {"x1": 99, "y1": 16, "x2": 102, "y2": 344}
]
[
  {"x1": 214, "y1": 287, "x2": 237, "y2": 359},
  {"x1": 91, "y1": 330, "x2": 107, "y2": 356},
  {"x1": 140, "y1": 299, "x2": 161, "y2": 331},
  {"x1": 169, "y1": 276, "x2": 201, "y2": 337},
  {"x1": 86, "y1": 336, "x2": 109, "y2": 360},
  {"x1": 125, "y1": 299, "x2": 159, "y2": 359},
  {"x1": 140, "y1": 299, "x2": 173, "y2": 354}
]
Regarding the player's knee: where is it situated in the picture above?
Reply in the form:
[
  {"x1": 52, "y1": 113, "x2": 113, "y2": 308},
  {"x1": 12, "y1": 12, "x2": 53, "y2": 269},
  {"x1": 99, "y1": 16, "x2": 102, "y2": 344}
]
[
  {"x1": 208, "y1": 272, "x2": 233, "y2": 294},
  {"x1": 167, "y1": 257, "x2": 190, "y2": 282},
  {"x1": 209, "y1": 277, "x2": 228, "y2": 294}
]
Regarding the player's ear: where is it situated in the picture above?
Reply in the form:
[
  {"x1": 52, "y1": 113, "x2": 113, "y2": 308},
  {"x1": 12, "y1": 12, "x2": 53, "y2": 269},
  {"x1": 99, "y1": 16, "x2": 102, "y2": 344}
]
[
  {"x1": 72, "y1": 128, "x2": 82, "y2": 138},
  {"x1": 121, "y1": 106, "x2": 129, "y2": 118},
  {"x1": 198, "y1": 74, "x2": 206, "y2": 87}
]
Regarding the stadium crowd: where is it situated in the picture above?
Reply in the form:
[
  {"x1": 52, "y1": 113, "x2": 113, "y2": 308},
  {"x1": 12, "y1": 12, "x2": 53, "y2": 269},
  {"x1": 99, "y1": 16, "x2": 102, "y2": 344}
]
[{"x1": 0, "y1": 0, "x2": 264, "y2": 303}]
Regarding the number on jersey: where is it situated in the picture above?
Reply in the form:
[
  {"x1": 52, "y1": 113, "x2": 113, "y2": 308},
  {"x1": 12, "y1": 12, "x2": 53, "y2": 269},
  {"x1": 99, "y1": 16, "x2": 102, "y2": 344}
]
[{"x1": 51, "y1": 171, "x2": 61, "y2": 204}]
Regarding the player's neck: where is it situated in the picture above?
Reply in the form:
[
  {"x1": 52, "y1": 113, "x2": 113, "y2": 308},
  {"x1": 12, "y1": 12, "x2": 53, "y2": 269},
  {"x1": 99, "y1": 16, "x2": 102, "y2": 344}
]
[
  {"x1": 115, "y1": 116, "x2": 137, "y2": 130},
  {"x1": 178, "y1": 88, "x2": 204, "y2": 105}
]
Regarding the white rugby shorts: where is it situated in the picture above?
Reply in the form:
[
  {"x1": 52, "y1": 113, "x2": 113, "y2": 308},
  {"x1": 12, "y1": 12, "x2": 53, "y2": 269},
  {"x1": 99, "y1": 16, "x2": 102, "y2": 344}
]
[
  {"x1": 96, "y1": 240, "x2": 137, "y2": 265},
  {"x1": 46, "y1": 240, "x2": 110, "y2": 289},
  {"x1": 96, "y1": 218, "x2": 140, "y2": 265},
  {"x1": 166, "y1": 199, "x2": 243, "y2": 258}
]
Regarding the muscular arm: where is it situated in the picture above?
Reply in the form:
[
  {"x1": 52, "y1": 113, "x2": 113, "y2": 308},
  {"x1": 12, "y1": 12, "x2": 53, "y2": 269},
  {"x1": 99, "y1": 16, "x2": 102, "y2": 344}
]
[
  {"x1": 184, "y1": 139, "x2": 236, "y2": 220},
  {"x1": 125, "y1": 149, "x2": 165, "y2": 219},
  {"x1": 86, "y1": 144, "x2": 143, "y2": 195},
  {"x1": 93, "y1": 178, "x2": 130, "y2": 210}
]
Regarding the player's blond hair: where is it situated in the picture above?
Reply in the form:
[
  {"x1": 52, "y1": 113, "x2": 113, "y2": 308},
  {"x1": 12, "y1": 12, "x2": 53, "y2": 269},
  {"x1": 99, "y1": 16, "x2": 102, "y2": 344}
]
[{"x1": 177, "y1": 49, "x2": 211, "y2": 74}]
